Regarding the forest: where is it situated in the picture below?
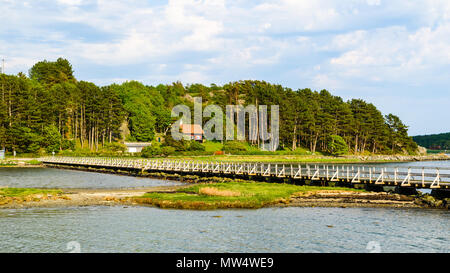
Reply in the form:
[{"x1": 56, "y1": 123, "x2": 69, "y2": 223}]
[
  {"x1": 413, "y1": 132, "x2": 450, "y2": 150},
  {"x1": 0, "y1": 58, "x2": 418, "y2": 156}
]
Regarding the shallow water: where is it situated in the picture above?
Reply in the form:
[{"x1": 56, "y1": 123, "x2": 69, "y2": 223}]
[
  {"x1": 0, "y1": 206, "x2": 448, "y2": 253},
  {"x1": 0, "y1": 160, "x2": 449, "y2": 253},
  {"x1": 0, "y1": 167, "x2": 182, "y2": 189}
]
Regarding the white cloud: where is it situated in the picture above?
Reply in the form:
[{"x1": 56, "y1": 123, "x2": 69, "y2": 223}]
[
  {"x1": 2, "y1": 0, "x2": 450, "y2": 134},
  {"x1": 324, "y1": 23, "x2": 450, "y2": 87},
  {"x1": 57, "y1": 0, "x2": 83, "y2": 6},
  {"x1": 366, "y1": 0, "x2": 381, "y2": 6}
]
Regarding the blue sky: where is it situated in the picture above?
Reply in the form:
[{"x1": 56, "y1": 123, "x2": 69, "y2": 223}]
[{"x1": 1, "y1": 0, "x2": 449, "y2": 136}]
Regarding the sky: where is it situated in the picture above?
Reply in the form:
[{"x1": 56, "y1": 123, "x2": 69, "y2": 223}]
[{"x1": 0, "y1": 0, "x2": 449, "y2": 136}]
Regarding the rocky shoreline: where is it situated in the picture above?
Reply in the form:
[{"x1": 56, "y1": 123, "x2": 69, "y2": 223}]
[
  {"x1": 0, "y1": 186, "x2": 186, "y2": 209},
  {"x1": 2, "y1": 161, "x2": 449, "y2": 210},
  {"x1": 1, "y1": 186, "x2": 448, "y2": 210},
  {"x1": 279, "y1": 190, "x2": 446, "y2": 209}
]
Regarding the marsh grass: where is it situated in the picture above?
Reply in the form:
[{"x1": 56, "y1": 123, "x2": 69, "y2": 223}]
[
  {"x1": 0, "y1": 188, "x2": 62, "y2": 197},
  {"x1": 134, "y1": 182, "x2": 364, "y2": 209},
  {"x1": 0, "y1": 188, "x2": 63, "y2": 205},
  {"x1": 25, "y1": 160, "x2": 42, "y2": 165},
  {"x1": 0, "y1": 160, "x2": 18, "y2": 166}
]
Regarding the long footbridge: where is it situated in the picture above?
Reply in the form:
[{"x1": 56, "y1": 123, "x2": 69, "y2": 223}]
[{"x1": 41, "y1": 157, "x2": 450, "y2": 190}]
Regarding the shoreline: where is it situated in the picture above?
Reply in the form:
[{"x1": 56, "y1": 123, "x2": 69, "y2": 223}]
[
  {"x1": 0, "y1": 185, "x2": 442, "y2": 210},
  {"x1": 1, "y1": 160, "x2": 449, "y2": 210},
  {"x1": 0, "y1": 186, "x2": 430, "y2": 210}
]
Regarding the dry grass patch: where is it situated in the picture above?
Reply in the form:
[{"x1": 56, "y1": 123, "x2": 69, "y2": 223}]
[{"x1": 199, "y1": 187, "x2": 241, "y2": 197}]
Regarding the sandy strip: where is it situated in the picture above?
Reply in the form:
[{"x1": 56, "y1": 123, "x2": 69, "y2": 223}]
[
  {"x1": 0, "y1": 185, "x2": 190, "y2": 209},
  {"x1": 1, "y1": 187, "x2": 424, "y2": 210}
]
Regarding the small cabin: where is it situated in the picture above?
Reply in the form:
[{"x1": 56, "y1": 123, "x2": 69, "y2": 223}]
[
  {"x1": 124, "y1": 142, "x2": 151, "y2": 153},
  {"x1": 180, "y1": 124, "x2": 203, "y2": 142}
]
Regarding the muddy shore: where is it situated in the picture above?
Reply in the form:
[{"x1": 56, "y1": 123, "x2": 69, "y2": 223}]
[
  {"x1": 0, "y1": 186, "x2": 430, "y2": 210},
  {"x1": 0, "y1": 186, "x2": 188, "y2": 209},
  {"x1": 1, "y1": 162, "x2": 448, "y2": 210},
  {"x1": 278, "y1": 190, "x2": 421, "y2": 209}
]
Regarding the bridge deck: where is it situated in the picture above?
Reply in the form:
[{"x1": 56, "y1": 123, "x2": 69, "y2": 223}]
[{"x1": 41, "y1": 157, "x2": 450, "y2": 189}]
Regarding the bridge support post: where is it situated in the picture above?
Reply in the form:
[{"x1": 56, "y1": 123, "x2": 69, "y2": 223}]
[
  {"x1": 394, "y1": 186, "x2": 418, "y2": 196},
  {"x1": 431, "y1": 189, "x2": 450, "y2": 198},
  {"x1": 364, "y1": 184, "x2": 384, "y2": 192}
]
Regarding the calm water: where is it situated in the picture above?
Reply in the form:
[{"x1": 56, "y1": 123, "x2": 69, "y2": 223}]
[
  {"x1": 0, "y1": 160, "x2": 449, "y2": 253},
  {"x1": 0, "y1": 167, "x2": 183, "y2": 188},
  {"x1": 0, "y1": 206, "x2": 448, "y2": 253}
]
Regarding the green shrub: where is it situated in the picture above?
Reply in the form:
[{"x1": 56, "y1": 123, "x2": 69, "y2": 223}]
[
  {"x1": 222, "y1": 141, "x2": 248, "y2": 154},
  {"x1": 327, "y1": 135, "x2": 349, "y2": 155},
  {"x1": 61, "y1": 139, "x2": 76, "y2": 151},
  {"x1": 141, "y1": 145, "x2": 162, "y2": 158},
  {"x1": 163, "y1": 134, "x2": 188, "y2": 151},
  {"x1": 188, "y1": 141, "x2": 206, "y2": 151},
  {"x1": 161, "y1": 146, "x2": 176, "y2": 156},
  {"x1": 203, "y1": 141, "x2": 223, "y2": 152},
  {"x1": 42, "y1": 125, "x2": 61, "y2": 153},
  {"x1": 102, "y1": 142, "x2": 126, "y2": 153}
]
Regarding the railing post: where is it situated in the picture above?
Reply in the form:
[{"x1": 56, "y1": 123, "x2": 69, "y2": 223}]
[
  {"x1": 431, "y1": 168, "x2": 441, "y2": 189},
  {"x1": 422, "y1": 168, "x2": 425, "y2": 188},
  {"x1": 394, "y1": 168, "x2": 398, "y2": 184}
]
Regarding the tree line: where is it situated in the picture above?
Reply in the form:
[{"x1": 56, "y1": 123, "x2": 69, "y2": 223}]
[
  {"x1": 0, "y1": 58, "x2": 418, "y2": 155},
  {"x1": 413, "y1": 132, "x2": 450, "y2": 150}
]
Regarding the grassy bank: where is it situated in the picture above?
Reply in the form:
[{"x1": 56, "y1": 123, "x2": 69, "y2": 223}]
[
  {"x1": 0, "y1": 160, "x2": 18, "y2": 166},
  {"x1": 133, "y1": 182, "x2": 364, "y2": 209},
  {"x1": 0, "y1": 159, "x2": 42, "y2": 167},
  {"x1": 0, "y1": 188, "x2": 64, "y2": 205},
  {"x1": 165, "y1": 155, "x2": 363, "y2": 163}
]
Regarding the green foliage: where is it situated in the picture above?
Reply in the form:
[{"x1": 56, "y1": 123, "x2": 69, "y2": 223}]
[
  {"x1": 42, "y1": 125, "x2": 61, "y2": 153},
  {"x1": 25, "y1": 159, "x2": 42, "y2": 165},
  {"x1": 163, "y1": 134, "x2": 187, "y2": 151},
  {"x1": 141, "y1": 145, "x2": 161, "y2": 158},
  {"x1": 135, "y1": 182, "x2": 364, "y2": 209},
  {"x1": 385, "y1": 113, "x2": 417, "y2": 154},
  {"x1": 326, "y1": 135, "x2": 349, "y2": 155},
  {"x1": 102, "y1": 142, "x2": 126, "y2": 153},
  {"x1": 188, "y1": 141, "x2": 206, "y2": 151},
  {"x1": 0, "y1": 188, "x2": 62, "y2": 197},
  {"x1": 61, "y1": 139, "x2": 75, "y2": 151},
  {"x1": 0, "y1": 60, "x2": 419, "y2": 156},
  {"x1": 203, "y1": 141, "x2": 223, "y2": 152},
  {"x1": 413, "y1": 132, "x2": 450, "y2": 150},
  {"x1": 29, "y1": 58, "x2": 75, "y2": 87},
  {"x1": 161, "y1": 146, "x2": 176, "y2": 156},
  {"x1": 222, "y1": 141, "x2": 248, "y2": 154},
  {"x1": 11, "y1": 126, "x2": 42, "y2": 153}
]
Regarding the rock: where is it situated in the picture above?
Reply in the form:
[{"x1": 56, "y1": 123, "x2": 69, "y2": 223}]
[{"x1": 435, "y1": 200, "x2": 444, "y2": 208}]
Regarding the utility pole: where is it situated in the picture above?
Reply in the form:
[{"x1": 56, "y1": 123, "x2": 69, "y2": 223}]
[{"x1": 1, "y1": 58, "x2": 4, "y2": 74}]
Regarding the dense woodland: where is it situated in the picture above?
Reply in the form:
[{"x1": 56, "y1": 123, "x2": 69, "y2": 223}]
[
  {"x1": 0, "y1": 58, "x2": 418, "y2": 155},
  {"x1": 413, "y1": 132, "x2": 450, "y2": 150}
]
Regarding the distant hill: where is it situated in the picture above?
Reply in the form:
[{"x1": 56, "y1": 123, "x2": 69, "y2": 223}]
[{"x1": 413, "y1": 132, "x2": 450, "y2": 150}]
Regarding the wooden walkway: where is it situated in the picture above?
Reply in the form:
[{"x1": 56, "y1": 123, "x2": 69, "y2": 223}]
[{"x1": 41, "y1": 157, "x2": 450, "y2": 189}]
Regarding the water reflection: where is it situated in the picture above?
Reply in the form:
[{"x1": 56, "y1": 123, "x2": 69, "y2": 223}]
[
  {"x1": 0, "y1": 206, "x2": 448, "y2": 253},
  {"x1": 0, "y1": 167, "x2": 182, "y2": 189}
]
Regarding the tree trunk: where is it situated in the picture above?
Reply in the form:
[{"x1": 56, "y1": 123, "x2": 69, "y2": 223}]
[{"x1": 292, "y1": 123, "x2": 297, "y2": 150}]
